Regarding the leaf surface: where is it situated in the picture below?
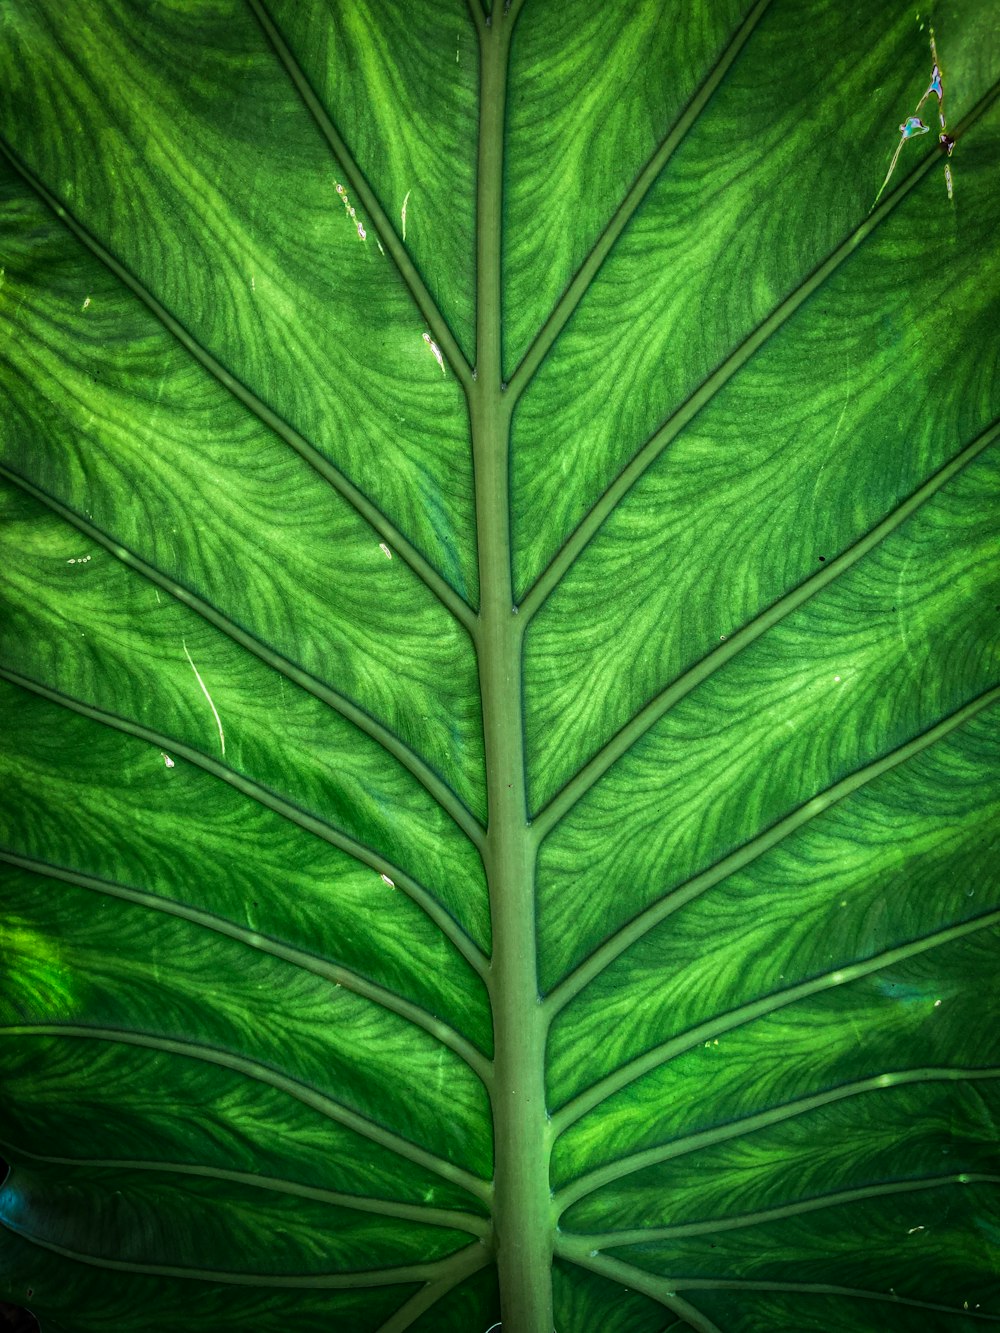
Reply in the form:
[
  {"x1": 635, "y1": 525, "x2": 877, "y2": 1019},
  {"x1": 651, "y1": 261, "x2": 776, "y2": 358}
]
[{"x1": 1, "y1": 1, "x2": 998, "y2": 1330}]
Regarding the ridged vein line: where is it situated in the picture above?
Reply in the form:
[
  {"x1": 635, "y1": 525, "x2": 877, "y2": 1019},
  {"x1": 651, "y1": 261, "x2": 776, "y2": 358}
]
[
  {"x1": 546, "y1": 684, "x2": 1000, "y2": 1014},
  {"x1": 0, "y1": 668, "x2": 491, "y2": 982},
  {"x1": 372, "y1": 1242, "x2": 492, "y2": 1333},
  {"x1": 0, "y1": 850, "x2": 491, "y2": 1087},
  {"x1": 0, "y1": 1025, "x2": 491, "y2": 1204},
  {"x1": 0, "y1": 463, "x2": 486, "y2": 850},
  {"x1": 555, "y1": 1067, "x2": 1000, "y2": 1214},
  {"x1": 0, "y1": 136, "x2": 475, "y2": 636},
  {"x1": 569, "y1": 1172, "x2": 1000, "y2": 1248},
  {"x1": 554, "y1": 1244, "x2": 724, "y2": 1333},
  {"x1": 0, "y1": 1217, "x2": 487, "y2": 1290},
  {"x1": 532, "y1": 413, "x2": 1000, "y2": 840},
  {"x1": 553, "y1": 907, "x2": 1000, "y2": 1133},
  {"x1": 507, "y1": 0, "x2": 774, "y2": 402},
  {"x1": 519, "y1": 78, "x2": 1000, "y2": 623},
  {"x1": 0, "y1": 1136, "x2": 489, "y2": 1238},
  {"x1": 245, "y1": 0, "x2": 474, "y2": 393}
]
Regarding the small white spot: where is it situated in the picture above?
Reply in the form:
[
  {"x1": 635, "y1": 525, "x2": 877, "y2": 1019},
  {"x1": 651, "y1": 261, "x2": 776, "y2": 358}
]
[
  {"x1": 401, "y1": 189, "x2": 411, "y2": 242},
  {"x1": 250, "y1": 275, "x2": 256, "y2": 293},
  {"x1": 833, "y1": 675, "x2": 841, "y2": 682},
  {"x1": 907, "y1": 1225, "x2": 925, "y2": 1234},
  {"x1": 379, "y1": 543, "x2": 392, "y2": 560},
  {"x1": 380, "y1": 873, "x2": 395, "y2": 887},
  {"x1": 933, "y1": 999, "x2": 942, "y2": 1007},
  {"x1": 162, "y1": 753, "x2": 175, "y2": 769},
  {"x1": 334, "y1": 180, "x2": 367, "y2": 243},
  {"x1": 81, "y1": 296, "x2": 91, "y2": 311}
]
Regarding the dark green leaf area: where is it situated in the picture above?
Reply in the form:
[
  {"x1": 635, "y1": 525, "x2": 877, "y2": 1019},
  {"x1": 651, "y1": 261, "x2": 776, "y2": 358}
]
[
  {"x1": 510, "y1": 4, "x2": 1000, "y2": 596},
  {"x1": 0, "y1": 689, "x2": 491, "y2": 1051},
  {"x1": 524, "y1": 125, "x2": 1000, "y2": 811},
  {"x1": 0, "y1": 1226, "x2": 408, "y2": 1333},
  {"x1": 407, "y1": 1266, "x2": 499, "y2": 1332},
  {"x1": 691, "y1": 1288, "x2": 994, "y2": 1333},
  {"x1": 0, "y1": 178, "x2": 485, "y2": 824},
  {"x1": 606, "y1": 1182, "x2": 1000, "y2": 1306},
  {"x1": 548, "y1": 709, "x2": 1000, "y2": 1102},
  {"x1": 560, "y1": 1076, "x2": 1000, "y2": 1234},
  {"x1": 0, "y1": 1162, "x2": 467, "y2": 1275},
  {"x1": 0, "y1": 1035, "x2": 485, "y2": 1217},
  {"x1": 552, "y1": 1259, "x2": 668, "y2": 1333},
  {"x1": 536, "y1": 452, "x2": 1000, "y2": 989},
  {"x1": 264, "y1": 0, "x2": 480, "y2": 361},
  {"x1": 0, "y1": 9, "x2": 479, "y2": 600},
  {"x1": 502, "y1": 0, "x2": 749, "y2": 372},
  {"x1": 0, "y1": 867, "x2": 491, "y2": 1181},
  {"x1": 0, "y1": 485, "x2": 490, "y2": 948}
]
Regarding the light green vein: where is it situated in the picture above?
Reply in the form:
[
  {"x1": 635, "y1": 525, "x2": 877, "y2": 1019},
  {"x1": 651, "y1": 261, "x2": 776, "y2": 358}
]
[
  {"x1": 0, "y1": 668, "x2": 491, "y2": 982},
  {"x1": 553, "y1": 1243, "x2": 724, "y2": 1333},
  {"x1": 552, "y1": 908, "x2": 1000, "y2": 1133},
  {"x1": 568, "y1": 1173, "x2": 1000, "y2": 1249},
  {"x1": 0, "y1": 850, "x2": 491, "y2": 1087},
  {"x1": 245, "y1": 0, "x2": 473, "y2": 394},
  {"x1": 1, "y1": 1025, "x2": 492, "y2": 1205},
  {"x1": 373, "y1": 1241, "x2": 492, "y2": 1333},
  {"x1": 555, "y1": 1067, "x2": 1000, "y2": 1215},
  {"x1": 506, "y1": 0, "x2": 774, "y2": 403},
  {"x1": 0, "y1": 463, "x2": 485, "y2": 851},
  {"x1": 0, "y1": 1137, "x2": 489, "y2": 1238},
  {"x1": 531, "y1": 413, "x2": 1000, "y2": 841},
  {"x1": 545, "y1": 684, "x2": 1000, "y2": 1014},
  {"x1": 0, "y1": 136, "x2": 475, "y2": 636},
  {"x1": 465, "y1": 0, "x2": 487, "y2": 38},
  {"x1": 519, "y1": 79, "x2": 1000, "y2": 623},
  {"x1": 0, "y1": 1210, "x2": 486, "y2": 1290}
]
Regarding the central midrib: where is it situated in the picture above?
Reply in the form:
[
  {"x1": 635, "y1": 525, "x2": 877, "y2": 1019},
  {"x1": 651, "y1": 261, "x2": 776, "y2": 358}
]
[{"x1": 470, "y1": 7, "x2": 554, "y2": 1332}]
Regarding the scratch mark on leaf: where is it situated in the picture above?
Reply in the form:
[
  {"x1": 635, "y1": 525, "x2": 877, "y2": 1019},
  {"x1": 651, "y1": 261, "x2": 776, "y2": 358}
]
[
  {"x1": 873, "y1": 28, "x2": 955, "y2": 210},
  {"x1": 182, "y1": 638, "x2": 225, "y2": 757},
  {"x1": 401, "y1": 189, "x2": 411, "y2": 241},
  {"x1": 423, "y1": 332, "x2": 445, "y2": 375}
]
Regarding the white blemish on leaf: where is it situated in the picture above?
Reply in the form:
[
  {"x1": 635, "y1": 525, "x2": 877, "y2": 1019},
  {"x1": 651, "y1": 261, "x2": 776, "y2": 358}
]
[
  {"x1": 401, "y1": 189, "x2": 411, "y2": 241},
  {"x1": 379, "y1": 542, "x2": 392, "y2": 559},
  {"x1": 162, "y1": 753, "x2": 175, "y2": 769},
  {"x1": 422, "y1": 332, "x2": 445, "y2": 375},
  {"x1": 380, "y1": 873, "x2": 394, "y2": 886},
  {"x1": 182, "y1": 638, "x2": 225, "y2": 757},
  {"x1": 66, "y1": 555, "x2": 92, "y2": 565},
  {"x1": 81, "y1": 295, "x2": 91, "y2": 311},
  {"x1": 250, "y1": 275, "x2": 256, "y2": 293},
  {"x1": 334, "y1": 180, "x2": 367, "y2": 241}
]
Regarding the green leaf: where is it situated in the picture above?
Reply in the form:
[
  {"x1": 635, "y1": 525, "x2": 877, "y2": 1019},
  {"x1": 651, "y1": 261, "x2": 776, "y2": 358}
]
[{"x1": 1, "y1": 2, "x2": 998, "y2": 1331}]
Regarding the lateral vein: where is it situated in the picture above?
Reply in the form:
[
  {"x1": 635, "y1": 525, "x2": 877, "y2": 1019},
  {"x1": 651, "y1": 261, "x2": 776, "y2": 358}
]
[
  {"x1": 546, "y1": 684, "x2": 1000, "y2": 1014},
  {"x1": 519, "y1": 78, "x2": 1000, "y2": 623},
  {"x1": 0, "y1": 850, "x2": 492, "y2": 1087},
  {"x1": 555, "y1": 1067, "x2": 1000, "y2": 1214},
  {"x1": 0, "y1": 668, "x2": 491, "y2": 982},
  {"x1": 532, "y1": 413, "x2": 1000, "y2": 840},
  {"x1": 1, "y1": 1024, "x2": 492, "y2": 1204},
  {"x1": 0, "y1": 136, "x2": 475, "y2": 636},
  {"x1": 0, "y1": 463, "x2": 486, "y2": 850},
  {"x1": 244, "y1": 0, "x2": 473, "y2": 394}
]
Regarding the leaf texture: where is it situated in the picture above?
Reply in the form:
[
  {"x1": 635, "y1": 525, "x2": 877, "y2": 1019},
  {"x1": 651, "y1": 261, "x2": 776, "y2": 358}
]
[{"x1": 0, "y1": 1, "x2": 998, "y2": 1330}]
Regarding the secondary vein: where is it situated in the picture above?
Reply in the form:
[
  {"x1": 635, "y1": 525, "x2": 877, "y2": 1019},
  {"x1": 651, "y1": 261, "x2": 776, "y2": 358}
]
[
  {"x1": 244, "y1": 0, "x2": 474, "y2": 394},
  {"x1": 0, "y1": 667, "x2": 491, "y2": 983},
  {"x1": 531, "y1": 413, "x2": 1000, "y2": 840},
  {"x1": 518, "y1": 77, "x2": 1000, "y2": 624},
  {"x1": 0, "y1": 135, "x2": 475, "y2": 637},
  {"x1": 1, "y1": 1024, "x2": 492, "y2": 1204},
  {"x1": 544, "y1": 685, "x2": 1000, "y2": 1015},
  {"x1": 506, "y1": 0, "x2": 774, "y2": 404},
  {"x1": 0, "y1": 850, "x2": 492, "y2": 1087}
]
